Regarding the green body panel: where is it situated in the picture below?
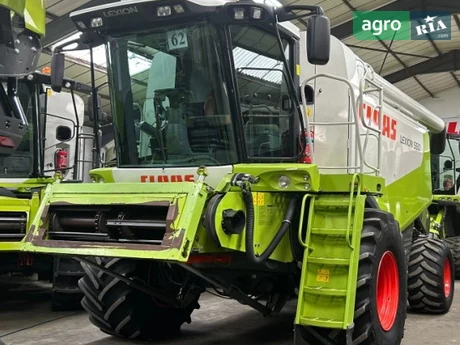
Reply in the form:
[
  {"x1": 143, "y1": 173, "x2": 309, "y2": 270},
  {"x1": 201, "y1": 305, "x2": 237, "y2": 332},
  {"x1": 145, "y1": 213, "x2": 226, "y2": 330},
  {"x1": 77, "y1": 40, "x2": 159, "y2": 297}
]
[
  {"x1": 0, "y1": 0, "x2": 45, "y2": 36},
  {"x1": 89, "y1": 169, "x2": 116, "y2": 183},
  {"x1": 295, "y1": 191, "x2": 365, "y2": 329},
  {"x1": 428, "y1": 195, "x2": 460, "y2": 237},
  {"x1": 378, "y1": 133, "x2": 432, "y2": 231},
  {"x1": 0, "y1": 0, "x2": 25, "y2": 16},
  {"x1": 232, "y1": 164, "x2": 321, "y2": 192},
  {"x1": 24, "y1": 0, "x2": 46, "y2": 36},
  {"x1": 0, "y1": 193, "x2": 40, "y2": 251},
  {"x1": 23, "y1": 181, "x2": 209, "y2": 260},
  {"x1": 432, "y1": 195, "x2": 460, "y2": 203},
  {"x1": 195, "y1": 191, "x2": 294, "y2": 263},
  {"x1": 319, "y1": 174, "x2": 385, "y2": 194},
  {"x1": 0, "y1": 178, "x2": 54, "y2": 252}
]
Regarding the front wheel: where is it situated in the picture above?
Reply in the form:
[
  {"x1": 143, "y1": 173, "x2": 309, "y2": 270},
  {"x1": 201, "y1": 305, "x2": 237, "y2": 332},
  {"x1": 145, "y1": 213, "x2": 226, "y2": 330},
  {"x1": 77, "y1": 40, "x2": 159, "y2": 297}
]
[
  {"x1": 408, "y1": 237, "x2": 454, "y2": 314},
  {"x1": 79, "y1": 258, "x2": 202, "y2": 340}
]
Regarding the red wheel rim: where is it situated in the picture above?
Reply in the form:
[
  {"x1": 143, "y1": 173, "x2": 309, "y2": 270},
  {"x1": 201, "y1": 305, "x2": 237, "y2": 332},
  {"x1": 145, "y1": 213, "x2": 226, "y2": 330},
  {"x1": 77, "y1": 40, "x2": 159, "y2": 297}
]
[
  {"x1": 376, "y1": 251, "x2": 399, "y2": 331},
  {"x1": 444, "y1": 258, "x2": 452, "y2": 298}
]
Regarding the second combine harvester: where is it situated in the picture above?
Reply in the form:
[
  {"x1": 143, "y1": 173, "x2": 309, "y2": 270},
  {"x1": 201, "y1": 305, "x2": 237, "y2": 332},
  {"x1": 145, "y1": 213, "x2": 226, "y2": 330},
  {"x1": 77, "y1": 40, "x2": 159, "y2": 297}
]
[{"x1": 23, "y1": 1, "x2": 453, "y2": 344}]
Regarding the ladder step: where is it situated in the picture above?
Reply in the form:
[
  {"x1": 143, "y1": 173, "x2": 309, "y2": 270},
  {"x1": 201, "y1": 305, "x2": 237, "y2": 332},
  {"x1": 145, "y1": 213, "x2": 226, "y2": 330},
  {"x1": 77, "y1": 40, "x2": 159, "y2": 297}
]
[
  {"x1": 53, "y1": 287, "x2": 82, "y2": 294},
  {"x1": 308, "y1": 257, "x2": 350, "y2": 265},
  {"x1": 314, "y1": 199, "x2": 354, "y2": 209},
  {"x1": 299, "y1": 317, "x2": 344, "y2": 329},
  {"x1": 311, "y1": 227, "x2": 348, "y2": 236},
  {"x1": 303, "y1": 287, "x2": 347, "y2": 296},
  {"x1": 55, "y1": 271, "x2": 85, "y2": 276}
]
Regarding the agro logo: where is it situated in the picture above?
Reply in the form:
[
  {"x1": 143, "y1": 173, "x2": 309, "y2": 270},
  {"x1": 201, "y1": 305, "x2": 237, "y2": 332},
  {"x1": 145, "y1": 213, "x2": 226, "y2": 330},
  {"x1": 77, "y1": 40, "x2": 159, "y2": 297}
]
[
  {"x1": 361, "y1": 19, "x2": 401, "y2": 36},
  {"x1": 414, "y1": 15, "x2": 447, "y2": 36}
]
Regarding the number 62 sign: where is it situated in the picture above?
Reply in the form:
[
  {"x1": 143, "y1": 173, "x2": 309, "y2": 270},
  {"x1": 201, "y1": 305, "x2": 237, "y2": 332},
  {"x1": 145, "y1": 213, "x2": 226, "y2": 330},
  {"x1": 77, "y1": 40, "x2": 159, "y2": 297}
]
[{"x1": 167, "y1": 29, "x2": 188, "y2": 50}]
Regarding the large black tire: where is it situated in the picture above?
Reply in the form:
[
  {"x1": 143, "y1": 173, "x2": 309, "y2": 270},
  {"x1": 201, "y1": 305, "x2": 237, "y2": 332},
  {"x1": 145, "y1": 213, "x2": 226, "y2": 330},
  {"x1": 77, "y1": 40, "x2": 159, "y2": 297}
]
[
  {"x1": 51, "y1": 256, "x2": 84, "y2": 311},
  {"x1": 408, "y1": 237, "x2": 454, "y2": 314},
  {"x1": 296, "y1": 209, "x2": 407, "y2": 345},
  {"x1": 78, "y1": 257, "x2": 200, "y2": 340},
  {"x1": 445, "y1": 236, "x2": 460, "y2": 279}
]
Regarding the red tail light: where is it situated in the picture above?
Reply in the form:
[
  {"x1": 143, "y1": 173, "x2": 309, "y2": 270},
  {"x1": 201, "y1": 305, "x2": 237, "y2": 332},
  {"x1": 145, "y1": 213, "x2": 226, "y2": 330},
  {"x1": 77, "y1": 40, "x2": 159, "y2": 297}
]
[
  {"x1": 0, "y1": 136, "x2": 15, "y2": 148},
  {"x1": 187, "y1": 254, "x2": 232, "y2": 265}
]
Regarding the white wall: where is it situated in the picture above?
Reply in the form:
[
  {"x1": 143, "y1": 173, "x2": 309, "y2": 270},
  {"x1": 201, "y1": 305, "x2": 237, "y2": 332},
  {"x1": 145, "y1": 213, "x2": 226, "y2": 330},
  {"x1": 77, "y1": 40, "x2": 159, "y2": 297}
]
[{"x1": 418, "y1": 88, "x2": 460, "y2": 119}]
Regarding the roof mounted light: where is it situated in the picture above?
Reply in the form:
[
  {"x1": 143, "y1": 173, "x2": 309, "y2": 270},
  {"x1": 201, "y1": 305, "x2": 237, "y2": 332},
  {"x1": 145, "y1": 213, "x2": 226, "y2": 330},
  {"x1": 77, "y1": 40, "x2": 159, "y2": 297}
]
[
  {"x1": 76, "y1": 21, "x2": 87, "y2": 29},
  {"x1": 234, "y1": 8, "x2": 245, "y2": 20},
  {"x1": 157, "y1": 6, "x2": 172, "y2": 16},
  {"x1": 90, "y1": 17, "x2": 103, "y2": 28},
  {"x1": 251, "y1": 7, "x2": 263, "y2": 19},
  {"x1": 174, "y1": 5, "x2": 185, "y2": 14}
]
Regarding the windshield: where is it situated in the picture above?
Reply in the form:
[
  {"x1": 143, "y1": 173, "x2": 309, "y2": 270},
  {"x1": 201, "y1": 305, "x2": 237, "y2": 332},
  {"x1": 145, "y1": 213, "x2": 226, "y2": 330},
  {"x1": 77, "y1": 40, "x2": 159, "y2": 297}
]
[
  {"x1": 0, "y1": 80, "x2": 33, "y2": 177},
  {"x1": 107, "y1": 22, "x2": 238, "y2": 167},
  {"x1": 431, "y1": 137, "x2": 460, "y2": 194},
  {"x1": 229, "y1": 25, "x2": 295, "y2": 159}
]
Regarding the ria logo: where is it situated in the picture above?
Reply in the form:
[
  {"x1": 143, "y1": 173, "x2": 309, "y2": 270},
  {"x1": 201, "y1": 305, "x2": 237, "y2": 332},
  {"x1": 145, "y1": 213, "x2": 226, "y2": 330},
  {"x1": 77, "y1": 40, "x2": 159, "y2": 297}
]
[
  {"x1": 414, "y1": 15, "x2": 447, "y2": 36},
  {"x1": 411, "y1": 11, "x2": 451, "y2": 40},
  {"x1": 103, "y1": 6, "x2": 139, "y2": 17}
]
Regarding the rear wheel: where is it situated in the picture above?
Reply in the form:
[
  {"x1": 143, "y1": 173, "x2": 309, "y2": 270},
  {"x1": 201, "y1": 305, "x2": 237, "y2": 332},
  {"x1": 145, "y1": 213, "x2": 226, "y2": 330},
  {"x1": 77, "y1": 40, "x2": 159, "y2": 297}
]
[
  {"x1": 445, "y1": 236, "x2": 460, "y2": 279},
  {"x1": 51, "y1": 256, "x2": 84, "y2": 311},
  {"x1": 408, "y1": 237, "x2": 454, "y2": 314},
  {"x1": 79, "y1": 257, "x2": 201, "y2": 340},
  {"x1": 296, "y1": 209, "x2": 407, "y2": 345}
]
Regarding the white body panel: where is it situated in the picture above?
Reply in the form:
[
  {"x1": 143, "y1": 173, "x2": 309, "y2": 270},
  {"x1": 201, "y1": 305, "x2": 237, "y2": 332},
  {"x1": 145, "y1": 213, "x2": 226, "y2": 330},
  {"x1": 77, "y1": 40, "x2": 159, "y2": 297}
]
[
  {"x1": 300, "y1": 35, "x2": 434, "y2": 186},
  {"x1": 41, "y1": 91, "x2": 93, "y2": 181}
]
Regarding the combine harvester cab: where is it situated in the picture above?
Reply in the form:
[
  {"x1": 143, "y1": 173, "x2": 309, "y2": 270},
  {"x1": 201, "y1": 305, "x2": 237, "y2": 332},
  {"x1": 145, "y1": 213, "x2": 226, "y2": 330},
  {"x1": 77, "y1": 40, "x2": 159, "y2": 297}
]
[
  {"x1": 0, "y1": 0, "x2": 45, "y2": 158},
  {"x1": 23, "y1": 0, "x2": 453, "y2": 343}
]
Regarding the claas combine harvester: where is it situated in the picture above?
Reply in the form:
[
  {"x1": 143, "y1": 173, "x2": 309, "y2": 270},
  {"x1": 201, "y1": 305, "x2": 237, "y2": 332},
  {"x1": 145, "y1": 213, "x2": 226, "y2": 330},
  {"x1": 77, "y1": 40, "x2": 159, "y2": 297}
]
[
  {"x1": 0, "y1": 0, "x2": 100, "y2": 310},
  {"x1": 22, "y1": 0, "x2": 454, "y2": 344},
  {"x1": 428, "y1": 119, "x2": 460, "y2": 278}
]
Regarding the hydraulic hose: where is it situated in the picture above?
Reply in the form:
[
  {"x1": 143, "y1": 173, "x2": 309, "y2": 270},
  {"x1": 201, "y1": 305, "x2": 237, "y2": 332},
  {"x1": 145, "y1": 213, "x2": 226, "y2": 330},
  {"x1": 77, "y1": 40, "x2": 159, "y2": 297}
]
[{"x1": 242, "y1": 188, "x2": 298, "y2": 265}]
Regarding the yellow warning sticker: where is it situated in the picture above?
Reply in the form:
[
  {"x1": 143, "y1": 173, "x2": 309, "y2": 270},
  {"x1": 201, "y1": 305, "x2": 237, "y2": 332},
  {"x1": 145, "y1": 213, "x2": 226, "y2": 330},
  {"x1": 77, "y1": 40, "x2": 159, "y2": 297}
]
[
  {"x1": 306, "y1": 107, "x2": 312, "y2": 117},
  {"x1": 316, "y1": 269, "x2": 330, "y2": 282},
  {"x1": 255, "y1": 192, "x2": 265, "y2": 206},
  {"x1": 296, "y1": 64, "x2": 301, "y2": 76},
  {"x1": 47, "y1": 89, "x2": 53, "y2": 97}
]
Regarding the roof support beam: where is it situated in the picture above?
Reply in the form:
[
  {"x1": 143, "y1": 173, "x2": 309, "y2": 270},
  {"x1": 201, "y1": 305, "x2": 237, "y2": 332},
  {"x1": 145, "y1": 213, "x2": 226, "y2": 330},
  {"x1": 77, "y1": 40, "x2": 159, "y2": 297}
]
[
  {"x1": 43, "y1": 0, "x2": 114, "y2": 48},
  {"x1": 332, "y1": 0, "x2": 460, "y2": 40},
  {"x1": 346, "y1": 44, "x2": 431, "y2": 59},
  {"x1": 384, "y1": 50, "x2": 460, "y2": 83}
]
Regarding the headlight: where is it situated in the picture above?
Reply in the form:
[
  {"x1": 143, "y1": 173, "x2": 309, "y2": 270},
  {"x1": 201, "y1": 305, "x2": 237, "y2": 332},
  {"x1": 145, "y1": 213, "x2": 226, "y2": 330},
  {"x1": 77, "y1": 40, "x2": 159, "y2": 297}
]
[{"x1": 278, "y1": 175, "x2": 291, "y2": 188}]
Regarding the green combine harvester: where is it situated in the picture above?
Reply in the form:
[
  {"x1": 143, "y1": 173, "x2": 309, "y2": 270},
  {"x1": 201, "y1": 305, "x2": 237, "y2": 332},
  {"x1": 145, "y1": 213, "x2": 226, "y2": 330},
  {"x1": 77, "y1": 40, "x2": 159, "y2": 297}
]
[
  {"x1": 0, "y1": 0, "x2": 100, "y2": 310},
  {"x1": 429, "y1": 126, "x2": 460, "y2": 278},
  {"x1": 22, "y1": 0, "x2": 454, "y2": 344}
]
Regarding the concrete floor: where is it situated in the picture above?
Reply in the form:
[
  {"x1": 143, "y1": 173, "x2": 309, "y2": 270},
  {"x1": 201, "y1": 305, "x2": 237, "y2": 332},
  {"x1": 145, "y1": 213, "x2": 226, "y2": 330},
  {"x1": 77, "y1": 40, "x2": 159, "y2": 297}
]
[{"x1": 0, "y1": 276, "x2": 458, "y2": 345}]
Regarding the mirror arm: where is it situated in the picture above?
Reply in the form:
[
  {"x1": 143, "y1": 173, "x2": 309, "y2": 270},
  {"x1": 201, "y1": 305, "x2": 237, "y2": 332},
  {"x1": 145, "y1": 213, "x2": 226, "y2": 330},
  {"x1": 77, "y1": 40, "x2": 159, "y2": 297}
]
[{"x1": 276, "y1": 5, "x2": 324, "y2": 23}]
